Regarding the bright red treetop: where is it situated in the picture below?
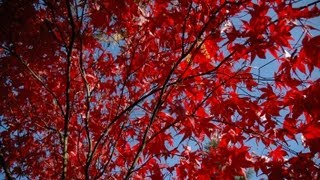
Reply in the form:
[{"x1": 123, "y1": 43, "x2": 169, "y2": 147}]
[{"x1": 1, "y1": 0, "x2": 320, "y2": 179}]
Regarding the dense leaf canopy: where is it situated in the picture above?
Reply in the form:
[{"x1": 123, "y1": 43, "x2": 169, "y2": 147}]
[{"x1": 1, "y1": 0, "x2": 320, "y2": 179}]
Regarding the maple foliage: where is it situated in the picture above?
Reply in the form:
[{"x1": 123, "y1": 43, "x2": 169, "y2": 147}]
[{"x1": 1, "y1": 0, "x2": 320, "y2": 179}]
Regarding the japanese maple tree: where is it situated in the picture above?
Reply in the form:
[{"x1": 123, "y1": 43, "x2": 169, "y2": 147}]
[{"x1": 1, "y1": 0, "x2": 320, "y2": 179}]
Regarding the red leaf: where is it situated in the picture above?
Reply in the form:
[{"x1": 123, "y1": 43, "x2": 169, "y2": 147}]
[
  {"x1": 302, "y1": 124, "x2": 320, "y2": 140},
  {"x1": 269, "y1": 146, "x2": 287, "y2": 162}
]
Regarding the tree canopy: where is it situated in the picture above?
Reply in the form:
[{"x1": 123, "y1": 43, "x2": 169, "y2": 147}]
[{"x1": 1, "y1": 0, "x2": 320, "y2": 179}]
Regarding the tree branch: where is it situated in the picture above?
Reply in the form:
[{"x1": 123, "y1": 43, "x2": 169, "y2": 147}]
[
  {"x1": 124, "y1": 2, "x2": 230, "y2": 178},
  {"x1": 62, "y1": 0, "x2": 76, "y2": 179},
  {"x1": 0, "y1": 151, "x2": 13, "y2": 180},
  {"x1": 0, "y1": 45, "x2": 66, "y2": 118}
]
